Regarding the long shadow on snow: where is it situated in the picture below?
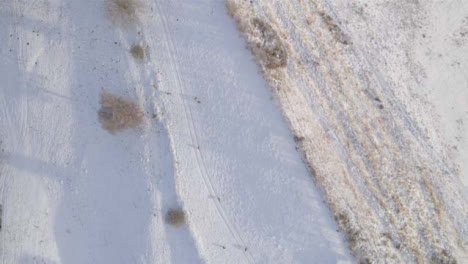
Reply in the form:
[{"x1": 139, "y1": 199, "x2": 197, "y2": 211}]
[
  {"x1": 51, "y1": 2, "x2": 155, "y2": 264},
  {"x1": 53, "y1": 1, "x2": 204, "y2": 263}
]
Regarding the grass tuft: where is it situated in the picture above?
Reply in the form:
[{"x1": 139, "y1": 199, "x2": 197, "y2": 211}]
[
  {"x1": 98, "y1": 90, "x2": 143, "y2": 134},
  {"x1": 250, "y1": 18, "x2": 288, "y2": 69},
  {"x1": 130, "y1": 44, "x2": 145, "y2": 60},
  {"x1": 106, "y1": 0, "x2": 142, "y2": 28},
  {"x1": 165, "y1": 208, "x2": 185, "y2": 227}
]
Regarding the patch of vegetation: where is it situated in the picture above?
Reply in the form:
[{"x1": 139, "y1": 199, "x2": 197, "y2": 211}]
[
  {"x1": 293, "y1": 135, "x2": 305, "y2": 143},
  {"x1": 250, "y1": 18, "x2": 288, "y2": 69},
  {"x1": 431, "y1": 249, "x2": 457, "y2": 264},
  {"x1": 130, "y1": 44, "x2": 145, "y2": 60},
  {"x1": 98, "y1": 90, "x2": 143, "y2": 134},
  {"x1": 334, "y1": 212, "x2": 368, "y2": 261},
  {"x1": 318, "y1": 11, "x2": 350, "y2": 45},
  {"x1": 165, "y1": 208, "x2": 186, "y2": 227},
  {"x1": 225, "y1": 0, "x2": 239, "y2": 18},
  {"x1": 106, "y1": 0, "x2": 142, "y2": 28}
]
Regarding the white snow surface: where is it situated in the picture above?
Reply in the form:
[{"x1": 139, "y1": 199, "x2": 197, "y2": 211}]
[
  {"x1": 0, "y1": 1, "x2": 353, "y2": 264},
  {"x1": 327, "y1": 0, "x2": 468, "y2": 188}
]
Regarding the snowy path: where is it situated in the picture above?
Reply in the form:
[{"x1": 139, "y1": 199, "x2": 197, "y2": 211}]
[{"x1": 0, "y1": 0, "x2": 353, "y2": 263}]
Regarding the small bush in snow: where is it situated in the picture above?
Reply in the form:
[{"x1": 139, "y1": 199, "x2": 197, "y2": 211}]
[
  {"x1": 106, "y1": 0, "x2": 142, "y2": 28},
  {"x1": 98, "y1": 91, "x2": 143, "y2": 134},
  {"x1": 165, "y1": 208, "x2": 185, "y2": 227},
  {"x1": 130, "y1": 44, "x2": 145, "y2": 60}
]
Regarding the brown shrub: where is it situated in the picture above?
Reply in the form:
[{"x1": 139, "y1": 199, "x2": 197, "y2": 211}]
[
  {"x1": 98, "y1": 91, "x2": 143, "y2": 134},
  {"x1": 106, "y1": 0, "x2": 142, "y2": 28},
  {"x1": 165, "y1": 208, "x2": 185, "y2": 227},
  {"x1": 250, "y1": 18, "x2": 288, "y2": 69},
  {"x1": 130, "y1": 44, "x2": 145, "y2": 60}
]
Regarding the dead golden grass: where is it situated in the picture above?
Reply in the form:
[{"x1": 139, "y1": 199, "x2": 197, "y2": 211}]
[
  {"x1": 165, "y1": 208, "x2": 185, "y2": 227},
  {"x1": 106, "y1": 0, "x2": 142, "y2": 28},
  {"x1": 226, "y1": 2, "x2": 288, "y2": 69},
  {"x1": 130, "y1": 44, "x2": 145, "y2": 60},
  {"x1": 225, "y1": 0, "x2": 467, "y2": 262},
  {"x1": 98, "y1": 90, "x2": 143, "y2": 134},
  {"x1": 250, "y1": 18, "x2": 288, "y2": 69},
  {"x1": 318, "y1": 11, "x2": 349, "y2": 45}
]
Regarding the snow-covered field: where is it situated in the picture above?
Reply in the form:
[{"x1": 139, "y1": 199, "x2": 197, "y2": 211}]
[
  {"x1": 0, "y1": 0, "x2": 353, "y2": 263},
  {"x1": 1, "y1": 0, "x2": 468, "y2": 263},
  {"x1": 228, "y1": 0, "x2": 468, "y2": 263}
]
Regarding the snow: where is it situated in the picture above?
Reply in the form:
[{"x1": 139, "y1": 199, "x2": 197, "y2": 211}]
[
  {"x1": 2, "y1": 0, "x2": 467, "y2": 263},
  {"x1": 412, "y1": 0, "x2": 468, "y2": 186},
  {"x1": 326, "y1": 0, "x2": 468, "y2": 188},
  {"x1": 227, "y1": 0, "x2": 468, "y2": 262},
  {"x1": 0, "y1": 0, "x2": 353, "y2": 264}
]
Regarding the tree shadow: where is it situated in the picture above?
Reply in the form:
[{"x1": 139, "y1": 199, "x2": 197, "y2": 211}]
[{"x1": 50, "y1": 1, "x2": 155, "y2": 263}]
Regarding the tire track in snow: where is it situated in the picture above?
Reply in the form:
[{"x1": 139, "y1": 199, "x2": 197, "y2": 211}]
[
  {"x1": 110, "y1": 5, "x2": 205, "y2": 263},
  {"x1": 151, "y1": 1, "x2": 254, "y2": 263}
]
